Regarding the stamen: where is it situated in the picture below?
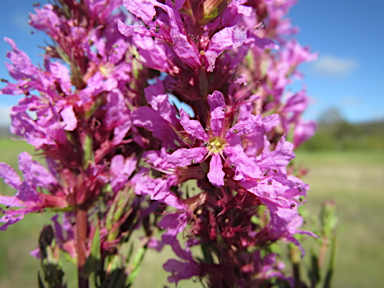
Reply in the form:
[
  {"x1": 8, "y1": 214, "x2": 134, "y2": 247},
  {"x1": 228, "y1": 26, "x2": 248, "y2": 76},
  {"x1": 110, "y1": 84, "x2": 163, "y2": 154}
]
[{"x1": 206, "y1": 136, "x2": 226, "y2": 154}]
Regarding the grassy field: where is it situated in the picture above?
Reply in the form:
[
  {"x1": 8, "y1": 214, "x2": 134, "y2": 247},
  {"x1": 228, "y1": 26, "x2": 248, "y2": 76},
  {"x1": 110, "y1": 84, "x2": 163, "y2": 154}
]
[
  {"x1": 295, "y1": 151, "x2": 384, "y2": 288},
  {"x1": 0, "y1": 136, "x2": 383, "y2": 287}
]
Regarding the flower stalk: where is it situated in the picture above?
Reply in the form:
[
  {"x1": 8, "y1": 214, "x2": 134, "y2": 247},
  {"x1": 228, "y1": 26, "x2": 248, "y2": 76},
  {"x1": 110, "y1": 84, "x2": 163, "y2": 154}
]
[{"x1": 75, "y1": 206, "x2": 89, "y2": 288}]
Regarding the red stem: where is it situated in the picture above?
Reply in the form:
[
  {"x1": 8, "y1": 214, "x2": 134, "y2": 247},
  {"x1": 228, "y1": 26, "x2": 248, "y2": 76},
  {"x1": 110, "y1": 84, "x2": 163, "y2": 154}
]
[{"x1": 76, "y1": 207, "x2": 89, "y2": 288}]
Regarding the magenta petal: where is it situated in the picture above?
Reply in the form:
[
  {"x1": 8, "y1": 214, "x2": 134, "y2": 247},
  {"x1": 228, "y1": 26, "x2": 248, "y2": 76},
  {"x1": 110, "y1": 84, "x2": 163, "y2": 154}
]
[
  {"x1": 0, "y1": 214, "x2": 24, "y2": 231},
  {"x1": 210, "y1": 106, "x2": 225, "y2": 136},
  {"x1": 132, "y1": 34, "x2": 174, "y2": 72},
  {"x1": 154, "y1": 177, "x2": 186, "y2": 210},
  {"x1": 4, "y1": 37, "x2": 39, "y2": 77},
  {"x1": 117, "y1": 19, "x2": 135, "y2": 36},
  {"x1": 207, "y1": 91, "x2": 226, "y2": 111},
  {"x1": 49, "y1": 62, "x2": 71, "y2": 94},
  {"x1": 158, "y1": 212, "x2": 188, "y2": 237},
  {"x1": 207, "y1": 154, "x2": 225, "y2": 187},
  {"x1": 143, "y1": 148, "x2": 173, "y2": 171},
  {"x1": 60, "y1": 106, "x2": 77, "y2": 131},
  {"x1": 169, "y1": 25, "x2": 201, "y2": 68},
  {"x1": 225, "y1": 146, "x2": 260, "y2": 180},
  {"x1": 204, "y1": 50, "x2": 218, "y2": 72},
  {"x1": 144, "y1": 82, "x2": 179, "y2": 126},
  {"x1": 226, "y1": 114, "x2": 262, "y2": 141},
  {"x1": 18, "y1": 152, "x2": 58, "y2": 188},
  {"x1": 110, "y1": 155, "x2": 126, "y2": 193},
  {"x1": 283, "y1": 90, "x2": 308, "y2": 113},
  {"x1": 209, "y1": 26, "x2": 247, "y2": 52},
  {"x1": 123, "y1": 156, "x2": 137, "y2": 179},
  {"x1": 112, "y1": 122, "x2": 131, "y2": 146},
  {"x1": 174, "y1": 0, "x2": 186, "y2": 9},
  {"x1": 0, "y1": 163, "x2": 21, "y2": 189},
  {"x1": 168, "y1": 147, "x2": 207, "y2": 167},
  {"x1": 180, "y1": 109, "x2": 208, "y2": 141},
  {"x1": 262, "y1": 114, "x2": 279, "y2": 132},
  {"x1": 269, "y1": 137, "x2": 295, "y2": 168},
  {"x1": 253, "y1": 35, "x2": 276, "y2": 49},
  {"x1": 30, "y1": 248, "x2": 41, "y2": 259},
  {"x1": 163, "y1": 259, "x2": 200, "y2": 284},
  {"x1": 16, "y1": 182, "x2": 42, "y2": 204},
  {"x1": 293, "y1": 119, "x2": 317, "y2": 148},
  {"x1": 0, "y1": 195, "x2": 26, "y2": 207},
  {"x1": 147, "y1": 237, "x2": 164, "y2": 252},
  {"x1": 132, "y1": 106, "x2": 178, "y2": 148},
  {"x1": 206, "y1": 26, "x2": 247, "y2": 71},
  {"x1": 132, "y1": 168, "x2": 157, "y2": 196},
  {"x1": 208, "y1": 91, "x2": 226, "y2": 135},
  {"x1": 122, "y1": 0, "x2": 156, "y2": 23},
  {"x1": 110, "y1": 155, "x2": 138, "y2": 193}
]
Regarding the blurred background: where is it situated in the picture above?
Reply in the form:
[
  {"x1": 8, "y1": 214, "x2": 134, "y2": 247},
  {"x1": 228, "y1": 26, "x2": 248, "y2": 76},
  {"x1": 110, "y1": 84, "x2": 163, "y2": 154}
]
[{"x1": 0, "y1": 0, "x2": 383, "y2": 287}]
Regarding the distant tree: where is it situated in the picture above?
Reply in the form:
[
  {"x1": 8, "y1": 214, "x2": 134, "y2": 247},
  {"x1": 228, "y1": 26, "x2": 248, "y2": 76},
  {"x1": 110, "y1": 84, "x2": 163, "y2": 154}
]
[
  {"x1": 318, "y1": 107, "x2": 345, "y2": 126},
  {"x1": 298, "y1": 108, "x2": 384, "y2": 151}
]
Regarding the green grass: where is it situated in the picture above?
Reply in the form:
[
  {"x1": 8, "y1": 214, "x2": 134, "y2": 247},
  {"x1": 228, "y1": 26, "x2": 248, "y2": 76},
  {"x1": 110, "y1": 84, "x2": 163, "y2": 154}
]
[
  {"x1": 1, "y1": 136, "x2": 383, "y2": 288},
  {"x1": 295, "y1": 151, "x2": 384, "y2": 288}
]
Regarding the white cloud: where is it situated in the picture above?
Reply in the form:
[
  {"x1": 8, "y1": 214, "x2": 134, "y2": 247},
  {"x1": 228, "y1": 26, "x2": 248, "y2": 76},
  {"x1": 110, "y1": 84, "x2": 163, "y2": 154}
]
[
  {"x1": 312, "y1": 55, "x2": 358, "y2": 76},
  {"x1": 0, "y1": 106, "x2": 12, "y2": 127}
]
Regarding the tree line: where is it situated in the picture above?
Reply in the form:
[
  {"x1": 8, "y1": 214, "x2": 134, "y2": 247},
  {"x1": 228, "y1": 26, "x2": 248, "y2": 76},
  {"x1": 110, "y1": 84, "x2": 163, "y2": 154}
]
[{"x1": 298, "y1": 108, "x2": 384, "y2": 151}]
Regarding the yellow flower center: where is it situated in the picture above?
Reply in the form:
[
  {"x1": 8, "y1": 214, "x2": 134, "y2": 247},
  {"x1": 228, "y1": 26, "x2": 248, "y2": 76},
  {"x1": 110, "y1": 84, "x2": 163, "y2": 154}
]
[
  {"x1": 99, "y1": 64, "x2": 113, "y2": 77},
  {"x1": 206, "y1": 136, "x2": 226, "y2": 154}
]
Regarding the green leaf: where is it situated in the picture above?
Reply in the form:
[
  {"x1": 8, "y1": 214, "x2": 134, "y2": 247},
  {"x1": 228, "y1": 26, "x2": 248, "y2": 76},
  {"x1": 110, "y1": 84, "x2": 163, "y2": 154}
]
[
  {"x1": 38, "y1": 271, "x2": 46, "y2": 288},
  {"x1": 126, "y1": 246, "x2": 147, "y2": 287},
  {"x1": 309, "y1": 250, "x2": 320, "y2": 287},
  {"x1": 54, "y1": 45, "x2": 71, "y2": 65},
  {"x1": 82, "y1": 134, "x2": 94, "y2": 169},
  {"x1": 323, "y1": 234, "x2": 337, "y2": 288},
  {"x1": 84, "y1": 225, "x2": 101, "y2": 278},
  {"x1": 85, "y1": 96, "x2": 103, "y2": 119}
]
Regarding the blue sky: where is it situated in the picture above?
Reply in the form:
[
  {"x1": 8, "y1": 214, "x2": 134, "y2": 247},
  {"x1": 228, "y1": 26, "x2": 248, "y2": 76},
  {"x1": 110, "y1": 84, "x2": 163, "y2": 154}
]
[
  {"x1": 289, "y1": 0, "x2": 384, "y2": 123},
  {"x1": 0, "y1": 0, "x2": 383, "y2": 126}
]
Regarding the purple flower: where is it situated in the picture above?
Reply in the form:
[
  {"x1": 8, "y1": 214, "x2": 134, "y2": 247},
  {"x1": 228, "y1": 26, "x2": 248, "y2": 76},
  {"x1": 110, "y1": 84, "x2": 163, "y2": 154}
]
[
  {"x1": 109, "y1": 154, "x2": 137, "y2": 193},
  {"x1": 131, "y1": 81, "x2": 180, "y2": 149},
  {"x1": 0, "y1": 152, "x2": 68, "y2": 231},
  {"x1": 132, "y1": 147, "x2": 204, "y2": 210},
  {"x1": 119, "y1": 0, "x2": 201, "y2": 68},
  {"x1": 168, "y1": 90, "x2": 260, "y2": 187},
  {"x1": 293, "y1": 118, "x2": 317, "y2": 148},
  {"x1": 159, "y1": 212, "x2": 200, "y2": 285}
]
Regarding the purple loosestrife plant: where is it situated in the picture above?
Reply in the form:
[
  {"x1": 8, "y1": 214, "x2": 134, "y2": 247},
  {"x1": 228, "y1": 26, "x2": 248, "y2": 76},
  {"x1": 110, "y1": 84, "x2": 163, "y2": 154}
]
[
  {"x1": 1, "y1": 1, "x2": 158, "y2": 287},
  {"x1": 0, "y1": 0, "x2": 333, "y2": 288}
]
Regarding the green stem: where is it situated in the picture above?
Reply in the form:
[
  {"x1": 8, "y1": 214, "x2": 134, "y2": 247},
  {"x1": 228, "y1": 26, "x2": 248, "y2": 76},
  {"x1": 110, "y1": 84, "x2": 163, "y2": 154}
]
[{"x1": 289, "y1": 244, "x2": 301, "y2": 288}]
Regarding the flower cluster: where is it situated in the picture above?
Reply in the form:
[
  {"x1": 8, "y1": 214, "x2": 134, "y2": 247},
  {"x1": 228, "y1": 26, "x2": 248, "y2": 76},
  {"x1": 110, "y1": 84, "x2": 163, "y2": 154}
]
[{"x1": 0, "y1": 0, "x2": 317, "y2": 287}]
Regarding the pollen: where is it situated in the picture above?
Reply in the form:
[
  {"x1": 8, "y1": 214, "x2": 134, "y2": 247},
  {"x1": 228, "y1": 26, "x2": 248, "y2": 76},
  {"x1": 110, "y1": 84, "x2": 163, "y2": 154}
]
[
  {"x1": 207, "y1": 136, "x2": 226, "y2": 154},
  {"x1": 99, "y1": 64, "x2": 113, "y2": 77}
]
